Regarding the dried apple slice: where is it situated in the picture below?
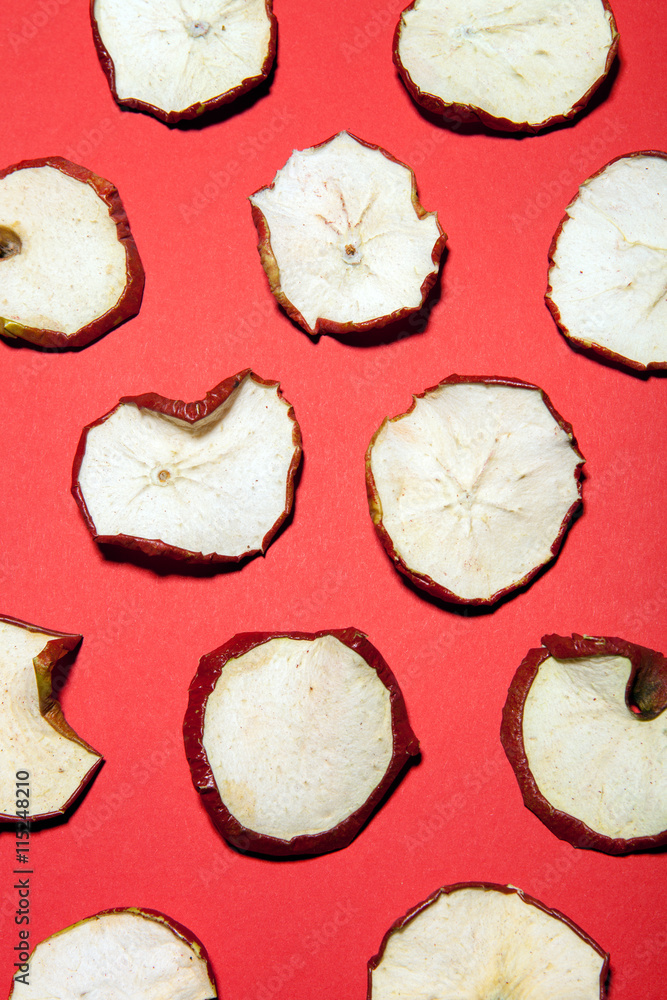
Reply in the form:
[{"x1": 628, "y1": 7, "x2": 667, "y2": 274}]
[
  {"x1": 0, "y1": 157, "x2": 144, "y2": 349},
  {"x1": 72, "y1": 370, "x2": 302, "y2": 563},
  {"x1": 368, "y1": 882, "x2": 609, "y2": 998},
  {"x1": 394, "y1": 0, "x2": 618, "y2": 133},
  {"x1": 546, "y1": 151, "x2": 667, "y2": 371},
  {"x1": 0, "y1": 615, "x2": 102, "y2": 822},
  {"x1": 91, "y1": 0, "x2": 277, "y2": 123},
  {"x1": 184, "y1": 629, "x2": 419, "y2": 855},
  {"x1": 366, "y1": 375, "x2": 584, "y2": 605},
  {"x1": 501, "y1": 634, "x2": 667, "y2": 854},
  {"x1": 9, "y1": 907, "x2": 217, "y2": 999},
  {"x1": 249, "y1": 131, "x2": 446, "y2": 335}
]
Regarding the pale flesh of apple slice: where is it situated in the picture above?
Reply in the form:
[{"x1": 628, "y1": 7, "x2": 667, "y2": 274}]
[
  {"x1": 394, "y1": 0, "x2": 618, "y2": 131},
  {"x1": 369, "y1": 883, "x2": 608, "y2": 999},
  {"x1": 547, "y1": 152, "x2": 667, "y2": 370},
  {"x1": 73, "y1": 370, "x2": 301, "y2": 562},
  {"x1": 10, "y1": 908, "x2": 217, "y2": 1000},
  {"x1": 249, "y1": 131, "x2": 445, "y2": 335},
  {"x1": 92, "y1": 0, "x2": 276, "y2": 122},
  {"x1": 503, "y1": 634, "x2": 667, "y2": 852},
  {"x1": 366, "y1": 376, "x2": 583, "y2": 604},
  {"x1": 0, "y1": 158, "x2": 143, "y2": 348},
  {"x1": 0, "y1": 616, "x2": 102, "y2": 821},
  {"x1": 185, "y1": 629, "x2": 419, "y2": 854}
]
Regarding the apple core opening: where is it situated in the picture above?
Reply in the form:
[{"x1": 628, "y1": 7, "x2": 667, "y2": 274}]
[
  {"x1": 187, "y1": 19, "x2": 211, "y2": 37},
  {"x1": 0, "y1": 226, "x2": 21, "y2": 260}
]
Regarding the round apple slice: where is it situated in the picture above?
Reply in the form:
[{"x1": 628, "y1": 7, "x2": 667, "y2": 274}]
[
  {"x1": 72, "y1": 370, "x2": 302, "y2": 563},
  {"x1": 546, "y1": 151, "x2": 667, "y2": 371},
  {"x1": 366, "y1": 375, "x2": 584, "y2": 605},
  {"x1": 368, "y1": 882, "x2": 609, "y2": 999},
  {"x1": 0, "y1": 615, "x2": 102, "y2": 822},
  {"x1": 0, "y1": 157, "x2": 144, "y2": 349},
  {"x1": 91, "y1": 0, "x2": 277, "y2": 123},
  {"x1": 184, "y1": 629, "x2": 419, "y2": 855},
  {"x1": 9, "y1": 907, "x2": 217, "y2": 999},
  {"x1": 501, "y1": 634, "x2": 667, "y2": 854},
  {"x1": 394, "y1": 0, "x2": 618, "y2": 133},
  {"x1": 249, "y1": 131, "x2": 446, "y2": 336}
]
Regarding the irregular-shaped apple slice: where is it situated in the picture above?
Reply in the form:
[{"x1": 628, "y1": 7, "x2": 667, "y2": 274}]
[
  {"x1": 366, "y1": 375, "x2": 584, "y2": 605},
  {"x1": 546, "y1": 151, "x2": 667, "y2": 371},
  {"x1": 249, "y1": 131, "x2": 446, "y2": 335},
  {"x1": 72, "y1": 370, "x2": 302, "y2": 563},
  {"x1": 184, "y1": 629, "x2": 419, "y2": 855},
  {"x1": 394, "y1": 0, "x2": 618, "y2": 133},
  {"x1": 91, "y1": 0, "x2": 277, "y2": 123},
  {"x1": 10, "y1": 907, "x2": 217, "y2": 999},
  {"x1": 368, "y1": 882, "x2": 609, "y2": 998},
  {"x1": 0, "y1": 157, "x2": 144, "y2": 349},
  {"x1": 501, "y1": 634, "x2": 667, "y2": 854},
  {"x1": 0, "y1": 615, "x2": 102, "y2": 822}
]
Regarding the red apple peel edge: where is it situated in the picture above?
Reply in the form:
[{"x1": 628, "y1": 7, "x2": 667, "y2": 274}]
[
  {"x1": 71, "y1": 369, "x2": 303, "y2": 564},
  {"x1": 500, "y1": 633, "x2": 667, "y2": 854},
  {"x1": 90, "y1": 0, "x2": 277, "y2": 124},
  {"x1": 183, "y1": 627, "x2": 420, "y2": 856},
  {"x1": 0, "y1": 156, "x2": 144, "y2": 350},
  {"x1": 365, "y1": 374, "x2": 585, "y2": 606},
  {"x1": 250, "y1": 130, "x2": 447, "y2": 337},
  {"x1": 392, "y1": 0, "x2": 619, "y2": 134},
  {"x1": 0, "y1": 613, "x2": 103, "y2": 824}
]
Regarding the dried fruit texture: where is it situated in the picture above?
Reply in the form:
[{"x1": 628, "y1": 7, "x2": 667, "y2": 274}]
[
  {"x1": 9, "y1": 908, "x2": 217, "y2": 1000},
  {"x1": 0, "y1": 616, "x2": 102, "y2": 822},
  {"x1": 92, "y1": 0, "x2": 276, "y2": 123},
  {"x1": 249, "y1": 131, "x2": 445, "y2": 335},
  {"x1": 0, "y1": 157, "x2": 143, "y2": 349},
  {"x1": 502, "y1": 634, "x2": 667, "y2": 853},
  {"x1": 368, "y1": 883, "x2": 608, "y2": 999},
  {"x1": 366, "y1": 376, "x2": 583, "y2": 605},
  {"x1": 185, "y1": 629, "x2": 419, "y2": 855},
  {"x1": 547, "y1": 152, "x2": 667, "y2": 370},
  {"x1": 72, "y1": 370, "x2": 302, "y2": 563},
  {"x1": 394, "y1": 0, "x2": 618, "y2": 132}
]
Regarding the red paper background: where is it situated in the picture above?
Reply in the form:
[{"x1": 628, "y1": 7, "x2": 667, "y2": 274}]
[{"x1": 1, "y1": 0, "x2": 666, "y2": 996}]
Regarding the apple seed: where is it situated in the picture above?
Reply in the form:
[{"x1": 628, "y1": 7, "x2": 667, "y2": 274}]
[{"x1": 0, "y1": 225, "x2": 21, "y2": 259}]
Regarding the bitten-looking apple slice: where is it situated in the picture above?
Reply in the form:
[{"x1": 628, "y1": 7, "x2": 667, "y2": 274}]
[
  {"x1": 9, "y1": 907, "x2": 217, "y2": 999},
  {"x1": 368, "y1": 882, "x2": 609, "y2": 999},
  {"x1": 501, "y1": 634, "x2": 667, "y2": 854},
  {"x1": 249, "y1": 131, "x2": 446, "y2": 335},
  {"x1": 91, "y1": 0, "x2": 277, "y2": 123},
  {"x1": 0, "y1": 616, "x2": 102, "y2": 822},
  {"x1": 72, "y1": 370, "x2": 302, "y2": 563},
  {"x1": 0, "y1": 157, "x2": 144, "y2": 349},
  {"x1": 366, "y1": 375, "x2": 584, "y2": 605},
  {"x1": 394, "y1": 0, "x2": 618, "y2": 132},
  {"x1": 547, "y1": 151, "x2": 667, "y2": 371},
  {"x1": 184, "y1": 629, "x2": 419, "y2": 855}
]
